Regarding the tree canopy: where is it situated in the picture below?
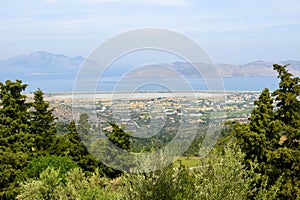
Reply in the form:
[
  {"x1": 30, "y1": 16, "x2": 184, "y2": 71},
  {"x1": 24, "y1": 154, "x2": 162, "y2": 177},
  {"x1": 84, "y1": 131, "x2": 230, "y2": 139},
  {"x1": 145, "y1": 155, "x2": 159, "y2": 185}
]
[{"x1": 232, "y1": 64, "x2": 300, "y2": 199}]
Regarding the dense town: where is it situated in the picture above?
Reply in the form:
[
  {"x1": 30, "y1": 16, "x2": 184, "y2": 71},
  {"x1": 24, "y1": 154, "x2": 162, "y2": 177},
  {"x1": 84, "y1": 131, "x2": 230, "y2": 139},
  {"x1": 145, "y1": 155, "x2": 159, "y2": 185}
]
[{"x1": 42, "y1": 91, "x2": 260, "y2": 127}]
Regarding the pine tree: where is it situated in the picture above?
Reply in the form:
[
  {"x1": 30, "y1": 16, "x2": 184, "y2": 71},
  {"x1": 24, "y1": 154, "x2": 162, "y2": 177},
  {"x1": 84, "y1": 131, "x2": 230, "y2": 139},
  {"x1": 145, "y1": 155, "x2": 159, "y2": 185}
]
[
  {"x1": 75, "y1": 115, "x2": 132, "y2": 175},
  {"x1": 0, "y1": 80, "x2": 32, "y2": 198},
  {"x1": 234, "y1": 89, "x2": 273, "y2": 168},
  {"x1": 249, "y1": 88, "x2": 274, "y2": 135},
  {"x1": 272, "y1": 64, "x2": 300, "y2": 148},
  {"x1": 0, "y1": 81, "x2": 63, "y2": 198},
  {"x1": 30, "y1": 89, "x2": 56, "y2": 153},
  {"x1": 270, "y1": 64, "x2": 300, "y2": 198},
  {"x1": 0, "y1": 80, "x2": 31, "y2": 147},
  {"x1": 77, "y1": 113, "x2": 91, "y2": 142},
  {"x1": 63, "y1": 121, "x2": 100, "y2": 172},
  {"x1": 232, "y1": 64, "x2": 300, "y2": 199},
  {"x1": 106, "y1": 122, "x2": 130, "y2": 151}
]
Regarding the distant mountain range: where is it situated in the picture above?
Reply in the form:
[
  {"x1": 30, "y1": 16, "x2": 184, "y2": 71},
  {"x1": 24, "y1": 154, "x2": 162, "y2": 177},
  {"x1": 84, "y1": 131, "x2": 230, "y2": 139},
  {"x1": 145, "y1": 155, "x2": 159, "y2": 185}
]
[
  {"x1": 0, "y1": 51, "x2": 299, "y2": 92},
  {"x1": 1, "y1": 51, "x2": 299, "y2": 78},
  {"x1": 173, "y1": 60, "x2": 300, "y2": 77},
  {"x1": 0, "y1": 51, "x2": 84, "y2": 79}
]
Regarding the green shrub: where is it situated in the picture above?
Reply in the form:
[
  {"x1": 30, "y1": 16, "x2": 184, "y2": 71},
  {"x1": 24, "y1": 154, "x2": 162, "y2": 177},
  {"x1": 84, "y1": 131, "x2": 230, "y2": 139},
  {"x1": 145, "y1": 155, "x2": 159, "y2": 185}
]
[
  {"x1": 17, "y1": 167, "x2": 61, "y2": 200},
  {"x1": 121, "y1": 144, "x2": 281, "y2": 200},
  {"x1": 17, "y1": 167, "x2": 121, "y2": 200},
  {"x1": 24, "y1": 155, "x2": 78, "y2": 179}
]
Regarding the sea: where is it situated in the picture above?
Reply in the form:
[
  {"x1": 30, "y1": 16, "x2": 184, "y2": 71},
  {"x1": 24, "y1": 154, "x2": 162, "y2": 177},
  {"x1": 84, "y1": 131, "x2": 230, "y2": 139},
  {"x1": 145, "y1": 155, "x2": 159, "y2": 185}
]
[{"x1": 23, "y1": 76, "x2": 279, "y2": 93}]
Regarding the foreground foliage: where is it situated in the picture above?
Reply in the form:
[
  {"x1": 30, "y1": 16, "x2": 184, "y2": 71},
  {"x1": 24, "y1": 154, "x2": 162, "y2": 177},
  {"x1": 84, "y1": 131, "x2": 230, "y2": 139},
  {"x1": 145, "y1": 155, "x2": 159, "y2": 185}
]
[
  {"x1": 0, "y1": 81, "x2": 57, "y2": 198},
  {"x1": 0, "y1": 80, "x2": 130, "y2": 198},
  {"x1": 121, "y1": 145, "x2": 280, "y2": 200},
  {"x1": 17, "y1": 167, "x2": 120, "y2": 200},
  {"x1": 17, "y1": 145, "x2": 281, "y2": 200},
  {"x1": 24, "y1": 155, "x2": 78, "y2": 179},
  {"x1": 231, "y1": 64, "x2": 300, "y2": 199}
]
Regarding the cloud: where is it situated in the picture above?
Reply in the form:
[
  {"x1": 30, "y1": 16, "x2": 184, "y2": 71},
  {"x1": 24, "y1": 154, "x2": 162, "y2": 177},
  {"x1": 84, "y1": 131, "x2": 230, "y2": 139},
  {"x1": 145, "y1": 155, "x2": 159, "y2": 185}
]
[
  {"x1": 43, "y1": 0, "x2": 119, "y2": 4},
  {"x1": 44, "y1": 0, "x2": 60, "y2": 3},
  {"x1": 31, "y1": 72, "x2": 64, "y2": 75},
  {"x1": 86, "y1": 0, "x2": 120, "y2": 3},
  {"x1": 1, "y1": 0, "x2": 300, "y2": 63},
  {"x1": 87, "y1": 0, "x2": 190, "y2": 6},
  {"x1": 139, "y1": 0, "x2": 190, "y2": 6}
]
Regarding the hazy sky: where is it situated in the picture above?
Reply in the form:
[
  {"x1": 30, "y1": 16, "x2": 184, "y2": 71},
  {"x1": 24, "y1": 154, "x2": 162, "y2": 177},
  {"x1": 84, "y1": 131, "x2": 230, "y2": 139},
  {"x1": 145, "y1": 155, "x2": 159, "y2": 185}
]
[{"x1": 1, "y1": 0, "x2": 300, "y2": 63}]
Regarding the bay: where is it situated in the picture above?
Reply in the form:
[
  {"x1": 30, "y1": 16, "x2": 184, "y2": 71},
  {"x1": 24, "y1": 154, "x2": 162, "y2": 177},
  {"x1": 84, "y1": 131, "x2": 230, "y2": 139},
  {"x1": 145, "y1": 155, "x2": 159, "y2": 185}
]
[{"x1": 24, "y1": 76, "x2": 279, "y2": 93}]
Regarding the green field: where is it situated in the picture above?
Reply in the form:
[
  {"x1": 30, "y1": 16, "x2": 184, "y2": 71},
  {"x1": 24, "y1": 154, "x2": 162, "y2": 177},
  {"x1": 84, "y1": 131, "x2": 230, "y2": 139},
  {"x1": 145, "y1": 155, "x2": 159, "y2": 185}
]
[{"x1": 176, "y1": 156, "x2": 201, "y2": 168}]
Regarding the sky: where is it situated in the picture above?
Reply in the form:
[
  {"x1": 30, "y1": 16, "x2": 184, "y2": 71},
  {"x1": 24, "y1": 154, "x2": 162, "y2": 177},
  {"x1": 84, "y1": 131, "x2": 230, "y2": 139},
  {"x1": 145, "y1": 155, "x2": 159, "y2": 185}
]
[{"x1": 1, "y1": 0, "x2": 300, "y2": 64}]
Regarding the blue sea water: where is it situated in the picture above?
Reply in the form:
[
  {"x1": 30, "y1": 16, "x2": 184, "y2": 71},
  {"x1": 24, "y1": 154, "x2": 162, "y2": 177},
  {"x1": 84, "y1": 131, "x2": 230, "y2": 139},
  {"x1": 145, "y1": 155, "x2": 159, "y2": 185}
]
[
  {"x1": 219, "y1": 76, "x2": 279, "y2": 91},
  {"x1": 23, "y1": 76, "x2": 279, "y2": 93}
]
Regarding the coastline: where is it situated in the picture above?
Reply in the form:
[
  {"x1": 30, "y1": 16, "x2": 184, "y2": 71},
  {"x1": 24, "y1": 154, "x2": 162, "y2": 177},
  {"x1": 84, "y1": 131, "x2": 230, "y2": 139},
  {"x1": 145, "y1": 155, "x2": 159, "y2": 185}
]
[{"x1": 36, "y1": 90, "x2": 260, "y2": 100}]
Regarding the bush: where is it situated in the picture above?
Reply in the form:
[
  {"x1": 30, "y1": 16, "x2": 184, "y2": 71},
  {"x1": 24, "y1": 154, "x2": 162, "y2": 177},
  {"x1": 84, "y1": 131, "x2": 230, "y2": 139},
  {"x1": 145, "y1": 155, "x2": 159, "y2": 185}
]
[
  {"x1": 121, "y1": 144, "x2": 281, "y2": 200},
  {"x1": 24, "y1": 155, "x2": 78, "y2": 179},
  {"x1": 17, "y1": 167, "x2": 61, "y2": 200},
  {"x1": 17, "y1": 167, "x2": 121, "y2": 200}
]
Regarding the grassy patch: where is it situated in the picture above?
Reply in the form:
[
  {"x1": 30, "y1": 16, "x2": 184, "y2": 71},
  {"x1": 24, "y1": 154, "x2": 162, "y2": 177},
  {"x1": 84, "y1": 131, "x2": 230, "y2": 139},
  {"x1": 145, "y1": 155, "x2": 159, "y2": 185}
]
[{"x1": 176, "y1": 156, "x2": 200, "y2": 168}]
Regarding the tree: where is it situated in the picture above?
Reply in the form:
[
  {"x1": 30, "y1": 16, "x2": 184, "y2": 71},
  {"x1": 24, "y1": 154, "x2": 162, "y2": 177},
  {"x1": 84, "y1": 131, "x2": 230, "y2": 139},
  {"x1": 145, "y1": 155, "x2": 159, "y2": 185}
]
[
  {"x1": 270, "y1": 64, "x2": 300, "y2": 198},
  {"x1": 0, "y1": 80, "x2": 31, "y2": 149},
  {"x1": 89, "y1": 122, "x2": 132, "y2": 177},
  {"x1": 77, "y1": 113, "x2": 91, "y2": 142},
  {"x1": 0, "y1": 80, "x2": 32, "y2": 198},
  {"x1": 272, "y1": 64, "x2": 300, "y2": 147},
  {"x1": 0, "y1": 81, "x2": 61, "y2": 198},
  {"x1": 234, "y1": 89, "x2": 280, "y2": 169},
  {"x1": 232, "y1": 64, "x2": 300, "y2": 199},
  {"x1": 30, "y1": 89, "x2": 56, "y2": 154},
  {"x1": 57, "y1": 115, "x2": 131, "y2": 177},
  {"x1": 54, "y1": 121, "x2": 101, "y2": 172},
  {"x1": 106, "y1": 122, "x2": 130, "y2": 151}
]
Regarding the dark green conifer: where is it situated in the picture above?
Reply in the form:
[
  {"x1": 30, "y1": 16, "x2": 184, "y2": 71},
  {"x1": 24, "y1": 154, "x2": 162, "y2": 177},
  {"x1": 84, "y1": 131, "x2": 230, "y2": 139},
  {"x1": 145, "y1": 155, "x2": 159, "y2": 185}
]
[
  {"x1": 232, "y1": 64, "x2": 300, "y2": 199},
  {"x1": 106, "y1": 122, "x2": 131, "y2": 151},
  {"x1": 0, "y1": 80, "x2": 32, "y2": 198},
  {"x1": 30, "y1": 89, "x2": 56, "y2": 153},
  {"x1": 64, "y1": 121, "x2": 100, "y2": 172}
]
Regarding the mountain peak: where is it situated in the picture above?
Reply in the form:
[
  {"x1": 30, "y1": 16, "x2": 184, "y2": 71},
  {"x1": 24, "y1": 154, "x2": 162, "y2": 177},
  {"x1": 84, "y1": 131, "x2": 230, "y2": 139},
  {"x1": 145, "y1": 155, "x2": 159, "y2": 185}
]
[
  {"x1": 29, "y1": 51, "x2": 84, "y2": 60},
  {"x1": 243, "y1": 60, "x2": 274, "y2": 68},
  {"x1": 30, "y1": 51, "x2": 52, "y2": 56}
]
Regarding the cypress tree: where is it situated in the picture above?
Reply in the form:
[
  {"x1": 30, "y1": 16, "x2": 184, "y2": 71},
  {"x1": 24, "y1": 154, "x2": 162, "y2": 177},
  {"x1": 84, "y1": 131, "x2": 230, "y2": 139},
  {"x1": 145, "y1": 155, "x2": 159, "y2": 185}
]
[
  {"x1": 30, "y1": 89, "x2": 56, "y2": 154},
  {"x1": 232, "y1": 64, "x2": 300, "y2": 199},
  {"x1": 106, "y1": 122, "x2": 131, "y2": 151},
  {"x1": 270, "y1": 64, "x2": 300, "y2": 198},
  {"x1": 0, "y1": 81, "x2": 60, "y2": 198},
  {"x1": 63, "y1": 121, "x2": 100, "y2": 172},
  {"x1": 0, "y1": 80, "x2": 32, "y2": 198}
]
